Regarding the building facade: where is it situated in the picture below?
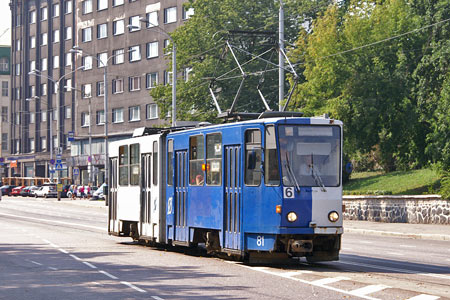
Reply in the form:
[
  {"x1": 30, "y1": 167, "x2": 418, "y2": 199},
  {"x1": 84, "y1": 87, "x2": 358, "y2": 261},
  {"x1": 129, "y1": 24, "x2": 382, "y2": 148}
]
[
  {"x1": 0, "y1": 46, "x2": 11, "y2": 177},
  {"x1": 8, "y1": 0, "x2": 190, "y2": 184}
]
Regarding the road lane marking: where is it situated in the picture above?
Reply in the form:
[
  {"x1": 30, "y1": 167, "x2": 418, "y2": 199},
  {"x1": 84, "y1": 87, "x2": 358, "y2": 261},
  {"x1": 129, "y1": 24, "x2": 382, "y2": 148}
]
[
  {"x1": 337, "y1": 260, "x2": 450, "y2": 281},
  {"x1": 69, "y1": 254, "x2": 82, "y2": 261},
  {"x1": 120, "y1": 281, "x2": 147, "y2": 293},
  {"x1": 386, "y1": 252, "x2": 404, "y2": 256},
  {"x1": 58, "y1": 248, "x2": 68, "y2": 254},
  {"x1": 312, "y1": 276, "x2": 350, "y2": 285},
  {"x1": 350, "y1": 285, "x2": 390, "y2": 296},
  {"x1": 42, "y1": 239, "x2": 59, "y2": 248},
  {"x1": 99, "y1": 270, "x2": 118, "y2": 280},
  {"x1": 406, "y1": 294, "x2": 440, "y2": 300},
  {"x1": 30, "y1": 260, "x2": 43, "y2": 266},
  {"x1": 48, "y1": 267, "x2": 58, "y2": 271},
  {"x1": 360, "y1": 241, "x2": 374, "y2": 244},
  {"x1": 151, "y1": 296, "x2": 165, "y2": 300},
  {"x1": 0, "y1": 212, "x2": 104, "y2": 231},
  {"x1": 83, "y1": 261, "x2": 97, "y2": 269}
]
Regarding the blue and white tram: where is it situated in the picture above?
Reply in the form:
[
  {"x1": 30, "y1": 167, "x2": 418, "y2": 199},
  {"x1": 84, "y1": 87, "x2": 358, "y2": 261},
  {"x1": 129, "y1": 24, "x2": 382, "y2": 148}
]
[{"x1": 108, "y1": 116, "x2": 343, "y2": 262}]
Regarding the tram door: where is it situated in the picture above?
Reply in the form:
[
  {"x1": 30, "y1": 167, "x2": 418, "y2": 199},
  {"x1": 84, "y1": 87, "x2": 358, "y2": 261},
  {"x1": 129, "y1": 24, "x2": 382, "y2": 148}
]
[
  {"x1": 140, "y1": 154, "x2": 152, "y2": 238},
  {"x1": 224, "y1": 145, "x2": 242, "y2": 250},
  {"x1": 108, "y1": 158, "x2": 119, "y2": 234},
  {"x1": 174, "y1": 150, "x2": 188, "y2": 242}
]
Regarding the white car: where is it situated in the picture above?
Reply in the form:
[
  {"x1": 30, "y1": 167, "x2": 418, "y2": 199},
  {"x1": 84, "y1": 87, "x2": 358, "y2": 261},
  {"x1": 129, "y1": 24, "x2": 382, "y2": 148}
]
[{"x1": 34, "y1": 185, "x2": 57, "y2": 198}]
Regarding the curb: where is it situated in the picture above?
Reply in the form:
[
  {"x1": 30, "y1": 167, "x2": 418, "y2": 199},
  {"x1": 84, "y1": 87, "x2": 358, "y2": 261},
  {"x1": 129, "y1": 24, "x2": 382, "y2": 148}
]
[{"x1": 344, "y1": 228, "x2": 450, "y2": 241}]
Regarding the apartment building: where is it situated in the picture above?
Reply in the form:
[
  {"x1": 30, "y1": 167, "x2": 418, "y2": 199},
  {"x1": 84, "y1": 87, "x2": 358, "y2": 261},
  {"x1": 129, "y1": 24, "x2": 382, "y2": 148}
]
[
  {"x1": 8, "y1": 0, "x2": 190, "y2": 184},
  {"x1": 0, "y1": 46, "x2": 10, "y2": 177}
]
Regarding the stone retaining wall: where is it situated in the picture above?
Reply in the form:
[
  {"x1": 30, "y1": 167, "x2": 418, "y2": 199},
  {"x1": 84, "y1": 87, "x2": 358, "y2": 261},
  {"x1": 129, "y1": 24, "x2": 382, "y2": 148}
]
[{"x1": 343, "y1": 195, "x2": 450, "y2": 224}]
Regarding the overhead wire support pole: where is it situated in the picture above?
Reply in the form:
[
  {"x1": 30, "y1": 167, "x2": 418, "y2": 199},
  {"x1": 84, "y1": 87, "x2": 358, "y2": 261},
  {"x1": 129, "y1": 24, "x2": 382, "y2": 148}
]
[
  {"x1": 279, "y1": 0, "x2": 285, "y2": 112},
  {"x1": 226, "y1": 40, "x2": 246, "y2": 114}
]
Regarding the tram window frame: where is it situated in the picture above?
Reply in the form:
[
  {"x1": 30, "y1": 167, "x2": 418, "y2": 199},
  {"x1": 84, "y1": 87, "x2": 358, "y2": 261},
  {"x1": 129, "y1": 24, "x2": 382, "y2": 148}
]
[
  {"x1": 189, "y1": 135, "x2": 205, "y2": 186},
  {"x1": 167, "y1": 139, "x2": 174, "y2": 186},
  {"x1": 265, "y1": 125, "x2": 280, "y2": 186},
  {"x1": 206, "y1": 133, "x2": 222, "y2": 186},
  {"x1": 244, "y1": 129, "x2": 262, "y2": 186},
  {"x1": 130, "y1": 143, "x2": 140, "y2": 185},
  {"x1": 119, "y1": 145, "x2": 129, "y2": 185},
  {"x1": 153, "y1": 141, "x2": 158, "y2": 186}
]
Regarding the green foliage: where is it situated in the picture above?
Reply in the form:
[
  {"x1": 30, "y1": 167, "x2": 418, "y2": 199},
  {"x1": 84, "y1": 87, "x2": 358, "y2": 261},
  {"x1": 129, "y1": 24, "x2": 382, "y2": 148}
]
[{"x1": 440, "y1": 173, "x2": 450, "y2": 199}]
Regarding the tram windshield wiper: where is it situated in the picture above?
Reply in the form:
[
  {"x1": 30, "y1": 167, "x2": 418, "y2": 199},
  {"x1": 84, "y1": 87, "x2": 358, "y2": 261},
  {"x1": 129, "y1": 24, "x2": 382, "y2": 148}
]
[
  {"x1": 309, "y1": 154, "x2": 327, "y2": 192},
  {"x1": 285, "y1": 153, "x2": 301, "y2": 193}
]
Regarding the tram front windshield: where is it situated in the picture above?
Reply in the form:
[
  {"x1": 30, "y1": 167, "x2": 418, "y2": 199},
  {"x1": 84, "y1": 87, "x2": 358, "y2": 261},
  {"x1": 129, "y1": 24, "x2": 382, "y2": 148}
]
[{"x1": 279, "y1": 125, "x2": 341, "y2": 188}]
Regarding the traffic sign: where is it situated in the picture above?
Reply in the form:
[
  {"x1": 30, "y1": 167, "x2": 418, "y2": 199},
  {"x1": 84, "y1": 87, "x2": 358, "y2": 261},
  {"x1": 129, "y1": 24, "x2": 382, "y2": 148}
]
[
  {"x1": 57, "y1": 184, "x2": 63, "y2": 192},
  {"x1": 55, "y1": 163, "x2": 64, "y2": 171},
  {"x1": 73, "y1": 167, "x2": 80, "y2": 177},
  {"x1": 68, "y1": 131, "x2": 75, "y2": 142},
  {"x1": 50, "y1": 159, "x2": 55, "y2": 165}
]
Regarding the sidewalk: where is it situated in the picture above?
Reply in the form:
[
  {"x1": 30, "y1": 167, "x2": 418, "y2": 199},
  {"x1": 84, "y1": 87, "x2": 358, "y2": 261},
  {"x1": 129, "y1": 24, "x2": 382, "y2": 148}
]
[
  {"x1": 344, "y1": 220, "x2": 450, "y2": 241},
  {"x1": 56, "y1": 198, "x2": 107, "y2": 209}
]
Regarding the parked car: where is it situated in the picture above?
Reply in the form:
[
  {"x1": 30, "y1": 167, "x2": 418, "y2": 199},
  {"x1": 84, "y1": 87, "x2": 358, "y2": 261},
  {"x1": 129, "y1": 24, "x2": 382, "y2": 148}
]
[
  {"x1": 0, "y1": 185, "x2": 17, "y2": 196},
  {"x1": 60, "y1": 185, "x2": 71, "y2": 198},
  {"x1": 20, "y1": 186, "x2": 32, "y2": 197},
  {"x1": 28, "y1": 186, "x2": 40, "y2": 197},
  {"x1": 34, "y1": 184, "x2": 57, "y2": 198},
  {"x1": 92, "y1": 183, "x2": 107, "y2": 200},
  {"x1": 11, "y1": 186, "x2": 26, "y2": 196}
]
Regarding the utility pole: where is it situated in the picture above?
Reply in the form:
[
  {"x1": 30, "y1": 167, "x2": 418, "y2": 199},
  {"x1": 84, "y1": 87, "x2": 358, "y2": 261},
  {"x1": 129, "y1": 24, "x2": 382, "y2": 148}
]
[{"x1": 279, "y1": 0, "x2": 285, "y2": 111}]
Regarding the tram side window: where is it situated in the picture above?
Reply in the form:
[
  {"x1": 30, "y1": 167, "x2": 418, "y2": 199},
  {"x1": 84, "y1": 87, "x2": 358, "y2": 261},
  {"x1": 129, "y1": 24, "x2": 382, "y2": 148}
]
[
  {"x1": 167, "y1": 139, "x2": 174, "y2": 186},
  {"x1": 245, "y1": 129, "x2": 262, "y2": 186},
  {"x1": 153, "y1": 141, "x2": 158, "y2": 186},
  {"x1": 189, "y1": 135, "x2": 204, "y2": 185},
  {"x1": 130, "y1": 144, "x2": 140, "y2": 185},
  {"x1": 119, "y1": 145, "x2": 129, "y2": 185},
  {"x1": 206, "y1": 133, "x2": 222, "y2": 186},
  {"x1": 265, "y1": 125, "x2": 280, "y2": 186}
]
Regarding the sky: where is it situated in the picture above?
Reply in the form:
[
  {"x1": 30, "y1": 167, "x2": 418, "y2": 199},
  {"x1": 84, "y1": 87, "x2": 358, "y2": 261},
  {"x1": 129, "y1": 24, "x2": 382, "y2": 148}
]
[{"x1": 0, "y1": 1, "x2": 11, "y2": 46}]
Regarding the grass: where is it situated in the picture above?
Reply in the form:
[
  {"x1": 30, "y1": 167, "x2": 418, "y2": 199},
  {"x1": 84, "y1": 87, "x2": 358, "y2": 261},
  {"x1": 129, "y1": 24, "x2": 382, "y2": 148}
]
[{"x1": 343, "y1": 168, "x2": 441, "y2": 195}]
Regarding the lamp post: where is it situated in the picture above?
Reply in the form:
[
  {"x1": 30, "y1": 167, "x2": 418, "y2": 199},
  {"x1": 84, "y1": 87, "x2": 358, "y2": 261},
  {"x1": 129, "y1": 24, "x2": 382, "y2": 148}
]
[
  {"x1": 129, "y1": 18, "x2": 177, "y2": 127},
  {"x1": 29, "y1": 66, "x2": 84, "y2": 200}
]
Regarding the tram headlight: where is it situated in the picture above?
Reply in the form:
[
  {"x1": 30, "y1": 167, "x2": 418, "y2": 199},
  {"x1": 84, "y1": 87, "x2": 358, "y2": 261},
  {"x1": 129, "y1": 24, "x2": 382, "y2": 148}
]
[
  {"x1": 287, "y1": 212, "x2": 298, "y2": 222},
  {"x1": 328, "y1": 211, "x2": 339, "y2": 222}
]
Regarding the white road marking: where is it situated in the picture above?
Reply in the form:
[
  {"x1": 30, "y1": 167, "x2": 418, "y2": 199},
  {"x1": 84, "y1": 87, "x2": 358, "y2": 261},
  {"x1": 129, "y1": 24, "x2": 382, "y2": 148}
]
[
  {"x1": 83, "y1": 261, "x2": 97, "y2": 269},
  {"x1": 120, "y1": 281, "x2": 147, "y2": 293},
  {"x1": 58, "y1": 248, "x2": 68, "y2": 254},
  {"x1": 406, "y1": 295, "x2": 440, "y2": 300},
  {"x1": 312, "y1": 276, "x2": 350, "y2": 285},
  {"x1": 0, "y1": 212, "x2": 104, "y2": 231},
  {"x1": 360, "y1": 241, "x2": 374, "y2": 244},
  {"x1": 99, "y1": 270, "x2": 118, "y2": 280},
  {"x1": 151, "y1": 296, "x2": 165, "y2": 300},
  {"x1": 399, "y1": 245, "x2": 416, "y2": 248},
  {"x1": 342, "y1": 247, "x2": 353, "y2": 251},
  {"x1": 30, "y1": 260, "x2": 43, "y2": 266},
  {"x1": 337, "y1": 260, "x2": 450, "y2": 281},
  {"x1": 350, "y1": 285, "x2": 390, "y2": 296},
  {"x1": 386, "y1": 252, "x2": 404, "y2": 256},
  {"x1": 69, "y1": 254, "x2": 81, "y2": 261},
  {"x1": 48, "y1": 267, "x2": 58, "y2": 271},
  {"x1": 42, "y1": 239, "x2": 59, "y2": 248},
  {"x1": 279, "y1": 270, "x2": 312, "y2": 277}
]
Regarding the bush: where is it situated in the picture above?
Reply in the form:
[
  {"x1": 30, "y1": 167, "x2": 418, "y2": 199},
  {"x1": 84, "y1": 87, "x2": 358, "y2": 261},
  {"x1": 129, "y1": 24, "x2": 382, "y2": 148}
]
[{"x1": 440, "y1": 173, "x2": 450, "y2": 200}]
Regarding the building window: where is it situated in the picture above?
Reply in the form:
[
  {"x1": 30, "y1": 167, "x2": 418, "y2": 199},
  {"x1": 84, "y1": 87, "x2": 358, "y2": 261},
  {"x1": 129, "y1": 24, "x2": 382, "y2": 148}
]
[
  {"x1": 16, "y1": 14, "x2": 22, "y2": 27},
  {"x1": 29, "y1": 85, "x2": 36, "y2": 97},
  {"x1": 113, "y1": 0, "x2": 124, "y2": 6},
  {"x1": 1, "y1": 106, "x2": 7, "y2": 122},
  {"x1": 164, "y1": 7, "x2": 177, "y2": 24},
  {"x1": 129, "y1": 106, "x2": 140, "y2": 121},
  {"x1": 30, "y1": 112, "x2": 35, "y2": 124},
  {"x1": 113, "y1": 19, "x2": 124, "y2": 35},
  {"x1": 15, "y1": 87, "x2": 21, "y2": 99},
  {"x1": 52, "y1": 135, "x2": 57, "y2": 149},
  {"x1": 82, "y1": 27, "x2": 92, "y2": 42},
  {"x1": 1, "y1": 133, "x2": 7, "y2": 151},
  {"x1": 53, "y1": 82, "x2": 58, "y2": 94},
  {"x1": 53, "y1": 55, "x2": 59, "y2": 69},
  {"x1": 65, "y1": 79, "x2": 72, "y2": 92},
  {"x1": 113, "y1": 49, "x2": 124, "y2": 64},
  {"x1": 65, "y1": 106, "x2": 71, "y2": 119},
  {"x1": 97, "y1": 81, "x2": 105, "y2": 96},
  {"x1": 65, "y1": 0, "x2": 72, "y2": 14},
  {"x1": 53, "y1": 29, "x2": 60, "y2": 43},
  {"x1": 15, "y1": 63, "x2": 21, "y2": 76},
  {"x1": 83, "y1": 0, "x2": 93, "y2": 14},
  {"x1": 183, "y1": 7, "x2": 194, "y2": 19},
  {"x1": 52, "y1": 3, "x2": 60, "y2": 18},
  {"x1": 146, "y1": 11, "x2": 158, "y2": 27},
  {"x1": 41, "y1": 32, "x2": 48, "y2": 46},
  {"x1": 41, "y1": 58, "x2": 47, "y2": 71},
  {"x1": 41, "y1": 83, "x2": 47, "y2": 96},
  {"x1": 97, "y1": 52, "x2": 107, "y2": 68},
  {"x1": 30, "y1": 36, "x2": 36, "y2": 48},
  {"x1": 1, "y1": 82, "x2": 8, "y2": 97},
  {"x1": 0, "y1": 58, "x2": 8, "y2": 71},
  {"x1": 112, "y1": 78, "x2": 123, "y2": 94},
  {"x1": 96, "y1": 110, "x2": 105, "y2": 125},
  {"x1": 164, "y1": 70, "x2": 173, "y2": 85},
  {"x1": 15, "y1": 139, "x2": 20, "y2": 154},
  {"x1": 97, "y1": 23, "x2": 108, "y2": 39},
  {"x1": 15, "y1": 113, "x2": 20, "y2": 125},
  {"x1": 29, "y1": 10, "x2": 36, "y2": 24},
  {"x1": 82, "y1": 56, "x2": 93, "y2": 70},
  {"x1": 146, "y1": 103, "x2": 158, "y2": 119},
  {"x1": 81, "y1": 112, "x2": 90, "y2": 127},
  {"x1": 15, "y1": 39, "x2": 21, "y2": 51},
  {"x1": 82, "y1": 83, "x2": 92, "y2": 98},
  {"x1": 41, "y1": 111, "x2": 47, "y2": 122},
  {"x1": 65, "y1": 26, "x2": 72, "y2": 40},
  {"x1": 97, "y1": 0, "x2": 108, "y2": 11},
  {"x1": 41, "y1": 7, "x2": 48, "y2": 21},
  {"x1": 146, "y1": 72, "x2": 158, "y2": 89},
  {"x1": 29, "y1": 138, "x2": 35, "y2": 153},
  {"x1": 129, "y1": 76, "x2": 140, "y2": 91},
  {"x1": 146, "y1": 41, "x2": 158, "y2": 59},
  {"x1": 30, "y1": 60, "x2": 36, "y2": 72},
  {"x1": 112, "y1": 108, "x2": 124, "y2": 123},
  {"x1": 129, "y1": 16, "x2": 141, "y2": 32},
  {"x1": 41, "y1": 136, "x2": 47, "y2": 151},
  {"x1": 65, "y1": 53, "x2": 72, "y2": 67},
  {"x1": 129, "y1": 45, "x2": 141, "y2": 62}
]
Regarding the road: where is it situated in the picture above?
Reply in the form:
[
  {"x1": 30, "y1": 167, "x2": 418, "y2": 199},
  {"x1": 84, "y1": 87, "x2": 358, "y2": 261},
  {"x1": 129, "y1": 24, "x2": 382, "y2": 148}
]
[{"x1": 0, "y1": 196, "x2": 449, "y2": 300}]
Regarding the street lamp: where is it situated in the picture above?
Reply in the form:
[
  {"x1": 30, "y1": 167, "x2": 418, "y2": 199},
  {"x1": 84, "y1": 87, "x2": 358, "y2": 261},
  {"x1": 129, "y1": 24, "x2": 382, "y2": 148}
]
[
  {"x1": 128, "y1": 17, "x2": 177, "y2": 127},
  {"x1": 29, "y1": 66, "x2": 84, "y2": 199}
]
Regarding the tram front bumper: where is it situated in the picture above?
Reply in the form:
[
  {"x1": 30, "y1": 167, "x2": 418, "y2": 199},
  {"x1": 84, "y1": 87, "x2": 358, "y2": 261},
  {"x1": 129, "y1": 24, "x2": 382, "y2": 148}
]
[{"x1": 313, "y1": 227, "x2": 343, "y2": 234}]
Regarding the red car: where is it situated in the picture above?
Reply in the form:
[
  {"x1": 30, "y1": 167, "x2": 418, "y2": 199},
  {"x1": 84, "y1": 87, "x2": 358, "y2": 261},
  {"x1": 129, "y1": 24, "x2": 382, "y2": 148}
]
[{"x1": 11, "y1": 186, "x2": 26, "y2": 196}]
